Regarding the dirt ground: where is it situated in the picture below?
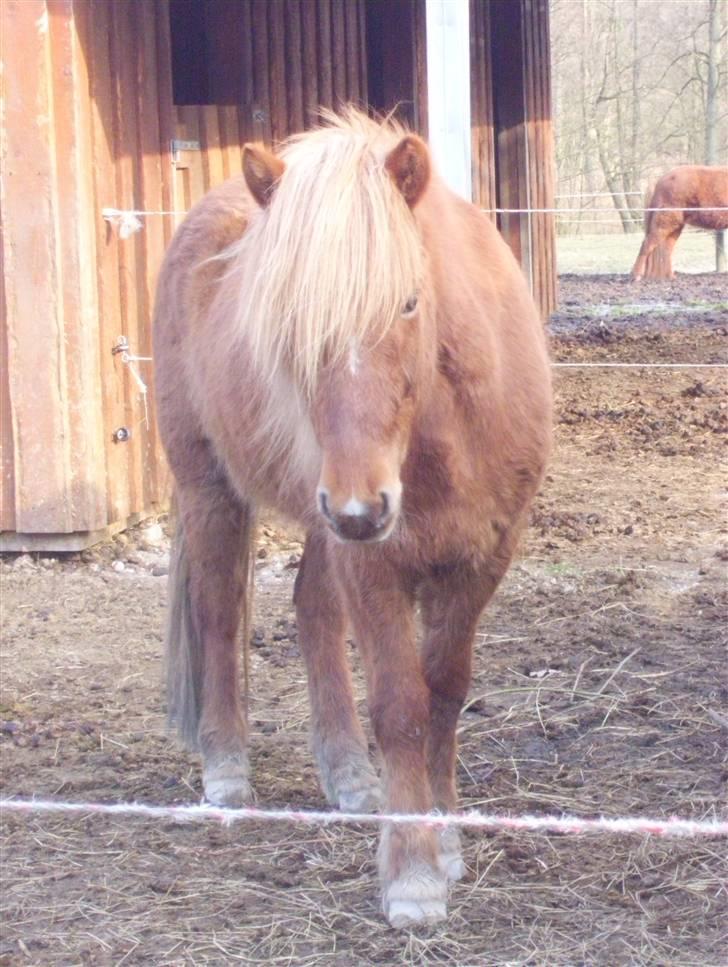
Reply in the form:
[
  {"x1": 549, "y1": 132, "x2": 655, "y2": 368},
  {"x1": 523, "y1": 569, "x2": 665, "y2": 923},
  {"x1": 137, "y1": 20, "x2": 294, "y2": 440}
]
[{"x1": 1, "y1": 273, "x2": 727, "y2": 966}]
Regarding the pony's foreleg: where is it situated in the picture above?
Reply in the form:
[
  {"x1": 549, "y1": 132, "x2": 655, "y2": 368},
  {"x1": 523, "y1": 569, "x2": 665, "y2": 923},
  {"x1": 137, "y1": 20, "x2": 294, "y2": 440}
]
[
  {"x1": 169, "y1": 473, "x2": 254, "y2": 806},
  {"x1": 294, "y1": 532, "x2": 381, "y2": 811},
  {"x1": 420, "y1": 562, "x2": 507, "y2": 881},
  {"x1": 337, "y1": 552, "x2": 446, "y2": 928}
]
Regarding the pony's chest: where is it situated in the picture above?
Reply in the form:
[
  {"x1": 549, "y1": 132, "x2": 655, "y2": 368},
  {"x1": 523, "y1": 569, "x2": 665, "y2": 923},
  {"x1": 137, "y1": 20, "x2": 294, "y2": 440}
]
[{"x1": 401, "y1": 437, "x2": 503, "y2": 562}]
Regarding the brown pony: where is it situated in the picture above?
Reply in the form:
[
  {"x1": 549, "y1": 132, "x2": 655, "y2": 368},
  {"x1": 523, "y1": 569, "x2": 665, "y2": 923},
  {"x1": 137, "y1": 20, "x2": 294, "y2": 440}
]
[
  {"x1": 153, "y1": 109, "x2": 552, "y2": 928},
  {"x1": 631, "y1": 165, "x2": 728, "y2": 280}
]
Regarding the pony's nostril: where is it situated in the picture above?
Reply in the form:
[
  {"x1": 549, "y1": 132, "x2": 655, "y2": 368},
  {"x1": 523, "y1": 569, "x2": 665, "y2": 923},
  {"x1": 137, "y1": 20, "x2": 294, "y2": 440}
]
[
  {"x1": 379, "y1": 491, "x2": 390, "y2": 520},
  {"x1": 319, "y1": 490, "x2": 332, "y2": 520}
]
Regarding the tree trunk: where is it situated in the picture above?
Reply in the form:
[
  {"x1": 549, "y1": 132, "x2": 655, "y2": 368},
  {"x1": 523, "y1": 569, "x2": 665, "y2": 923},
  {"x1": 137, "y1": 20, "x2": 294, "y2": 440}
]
[{"x1": 705, "y1": 0, "x2": 724, "y2": 271}]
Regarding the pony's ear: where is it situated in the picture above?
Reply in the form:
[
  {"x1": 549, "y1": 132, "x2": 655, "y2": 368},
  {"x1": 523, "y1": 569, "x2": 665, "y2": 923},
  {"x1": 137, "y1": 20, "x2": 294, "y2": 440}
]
[
  {"x1": 242, "y1": 144, "x2": 286, "y2": 208},
  {"x1": 385, "y1": 135, "x2": 430, "y2": 208}
]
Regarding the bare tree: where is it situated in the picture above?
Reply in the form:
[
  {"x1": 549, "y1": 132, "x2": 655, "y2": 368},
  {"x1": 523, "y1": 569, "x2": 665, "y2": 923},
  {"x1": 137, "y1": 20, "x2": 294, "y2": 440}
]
[
  {"x1": 551, "y1": 0, "x2": 728, "y2": 247},
  {"x1": 705, "y1": 0, "x2": 726, "y2": 269}
]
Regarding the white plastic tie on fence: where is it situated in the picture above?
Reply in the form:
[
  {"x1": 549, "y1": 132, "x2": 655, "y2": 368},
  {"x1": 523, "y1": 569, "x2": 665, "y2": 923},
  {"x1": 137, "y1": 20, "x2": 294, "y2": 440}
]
[
  {"x1": 102, "y1": 208, "x2": 144, "y2": 239},
  {"x1": 102, "y1": 207, "x2": 187, "y2": 238},
  {"x1": 1, "y1": 798, "x2": 726, "y2": 838}
]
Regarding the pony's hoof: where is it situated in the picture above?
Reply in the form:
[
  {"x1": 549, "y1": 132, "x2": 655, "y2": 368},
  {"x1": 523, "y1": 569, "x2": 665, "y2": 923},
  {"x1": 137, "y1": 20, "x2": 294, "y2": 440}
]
[
  {"x1": 383, "y1": 868, "x2": 448, "y2": 929},
  {"x1": 203, "y1": 759, "x2": 252, "y2": 807},
  {"x1": 338, "y1": 781, "x2": 382, "y2": 813},
  {"x1": 438, "y1": 826, "x2": 466, "y2": 881},
  {"x1": 318, "y1": 749, "x2": 382, "y2": 812}
]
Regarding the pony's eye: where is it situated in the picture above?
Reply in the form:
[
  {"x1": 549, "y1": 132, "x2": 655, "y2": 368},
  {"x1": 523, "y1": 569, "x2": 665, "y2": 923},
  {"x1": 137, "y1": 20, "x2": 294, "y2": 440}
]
[{"x1": 402, "y1": 295, "x2": 418, "y2": 317}]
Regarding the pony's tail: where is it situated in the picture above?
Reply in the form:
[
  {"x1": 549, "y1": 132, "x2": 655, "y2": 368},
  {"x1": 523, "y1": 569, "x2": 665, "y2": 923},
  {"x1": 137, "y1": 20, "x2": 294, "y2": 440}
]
[{"x1": 165, "y1": 501, "x2": 254, "y2": 750}]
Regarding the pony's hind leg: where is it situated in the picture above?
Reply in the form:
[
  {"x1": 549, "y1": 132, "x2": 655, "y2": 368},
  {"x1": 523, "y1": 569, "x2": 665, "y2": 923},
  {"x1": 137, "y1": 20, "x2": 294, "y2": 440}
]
[
  {"x1": 662, "y1": 226, "x2": 683, "y2": 279},
  {"x1": 420, "y1": 559, "x2": 511, "y2": 881},
  {"x1": 294, "y1": 532, "x2": 381, "y2": 811},
  {"x1": 167, "y1": 458, "x2": 254, "y2": 806}
]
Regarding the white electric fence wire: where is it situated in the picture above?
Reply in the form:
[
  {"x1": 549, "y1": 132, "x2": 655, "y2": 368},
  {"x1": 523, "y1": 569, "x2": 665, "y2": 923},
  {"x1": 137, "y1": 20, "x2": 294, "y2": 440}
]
[{"x1": 2, "y1": 798, "x2": 726, "y2": 838}]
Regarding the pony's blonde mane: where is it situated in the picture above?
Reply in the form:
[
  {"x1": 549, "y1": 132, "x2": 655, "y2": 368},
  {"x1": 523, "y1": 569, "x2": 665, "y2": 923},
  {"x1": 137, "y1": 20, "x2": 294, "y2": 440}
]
[{"x1": 224, "y1": 108, "x2": 425, "y2": 395}]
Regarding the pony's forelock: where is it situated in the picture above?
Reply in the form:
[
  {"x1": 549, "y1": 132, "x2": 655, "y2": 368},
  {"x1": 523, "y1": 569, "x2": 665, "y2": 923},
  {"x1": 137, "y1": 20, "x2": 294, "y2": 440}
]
[{"x1": 224, "y1": 108, "x2": 425, "y2": 395}]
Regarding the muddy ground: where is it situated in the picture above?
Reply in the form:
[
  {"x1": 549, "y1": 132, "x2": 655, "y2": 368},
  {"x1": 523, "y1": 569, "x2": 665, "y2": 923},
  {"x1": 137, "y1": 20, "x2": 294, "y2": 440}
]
[{"x1": 1, "y1": 273, "x2": 727, "y2": 966}]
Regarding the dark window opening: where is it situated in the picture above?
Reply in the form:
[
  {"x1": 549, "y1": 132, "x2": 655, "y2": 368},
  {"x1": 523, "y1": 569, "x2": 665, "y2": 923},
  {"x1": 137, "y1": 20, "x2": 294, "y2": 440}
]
[
  {"x1": 170, "y1": 0, "x2": 248, "y2": 105},
  {"x1": 365, "y1": 0, "x2": 417, "y2": 126}
]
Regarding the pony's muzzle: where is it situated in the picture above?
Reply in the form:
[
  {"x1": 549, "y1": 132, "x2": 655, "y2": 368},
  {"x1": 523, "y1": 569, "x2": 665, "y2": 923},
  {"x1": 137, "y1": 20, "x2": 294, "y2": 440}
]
[{"x1": 317, "y1": 488, "x2": 399, "y2": 543}]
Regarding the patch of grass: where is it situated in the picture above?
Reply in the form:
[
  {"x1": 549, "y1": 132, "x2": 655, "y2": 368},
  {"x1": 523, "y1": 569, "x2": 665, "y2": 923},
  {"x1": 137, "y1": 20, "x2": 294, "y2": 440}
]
[
  {"x1": 527, "y1": 560, "x2": 583, "y2": 578},
  {"x1": 557, "y1": 230, "x2": 721, "y2": 275},
  {"x1": 577, "y1": 301, "x2": 728, "y2": 319}
]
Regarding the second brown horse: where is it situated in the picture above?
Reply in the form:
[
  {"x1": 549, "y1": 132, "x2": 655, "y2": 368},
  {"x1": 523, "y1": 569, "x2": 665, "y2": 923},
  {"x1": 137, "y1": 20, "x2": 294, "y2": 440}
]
[{"x1": 631, "y1": 165, "x2": 728, "y2": 279}]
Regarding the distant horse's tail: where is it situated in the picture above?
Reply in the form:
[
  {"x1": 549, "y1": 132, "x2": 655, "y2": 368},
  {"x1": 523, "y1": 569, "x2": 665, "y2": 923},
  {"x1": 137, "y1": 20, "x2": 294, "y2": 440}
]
[{"x1": 165, "y1": 500, "x2": 254, "y2": 750}]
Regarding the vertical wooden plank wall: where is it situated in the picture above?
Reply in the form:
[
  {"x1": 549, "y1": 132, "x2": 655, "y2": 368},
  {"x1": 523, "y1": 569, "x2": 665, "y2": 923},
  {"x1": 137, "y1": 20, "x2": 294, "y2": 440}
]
[
  {"x1": 488, "y1": 0, "x2": 531, "y2": 278},
  {"x1": 84, "y1": 0, "x2": 173, "y2": 533},
  {"x1": 469, "y1": 0, "x2": 496, "y2": 216},
  {"x1": 1, "y1": 0, "x2": 87, "y2": 536},
  {"x1": 173, "y1": 0, "x2": 369, "y2": 208},
  {"x1": 0, "y1": 0, "x2": 173, "y2": 547},
  {"x1": 0, "y1": 204, "x2": 12, "y2": 532},
  {"x1": 523, "y1": 0, "x2": 556, "y2": 317},
  {"x1": 47, "y1": 0, "x2": 107, "y2": 532},
  {"x1": 364, "y1": 0, "x2": 427, "y2": 133},
  {"x1": 84, "y1": 0, "x2": 132, "y2": 529},
  {"x1": 486, "y1": 0, "x2": 555, "y2": 318}
]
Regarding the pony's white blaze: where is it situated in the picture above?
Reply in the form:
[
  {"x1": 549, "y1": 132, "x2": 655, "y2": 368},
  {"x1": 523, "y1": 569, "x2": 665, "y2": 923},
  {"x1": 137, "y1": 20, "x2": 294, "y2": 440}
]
[
  {"x1": 348, "y1": 341, "x2": 361, "y2": 376},
  {"x1": 224, "y1": 109, "x2": 424, "y2": 398}
]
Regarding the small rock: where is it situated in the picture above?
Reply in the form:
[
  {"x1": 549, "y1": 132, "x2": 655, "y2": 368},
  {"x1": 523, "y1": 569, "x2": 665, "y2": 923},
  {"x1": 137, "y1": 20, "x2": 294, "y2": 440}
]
[
  {"x1": 12, "y1": 554, "x2": 35, "y2": 571},
  {"x1": 151, "y1": 564, "x2": 169, "y2": 577},
  {"x1": 257, "y1": 547, "x2": 268, "y2": 559},
  {"x1": 96, "y1": 754, "x2": 123, "y2": 768},
  {"x1": 112, "y1": 560, "x2": 125, "y2": 573},
  {"x1": 1, "y1": 721, "x2": 20, "y2": 735},
  {"x1": 139, "y1": 523, "x2": 165, "y2": 547}
]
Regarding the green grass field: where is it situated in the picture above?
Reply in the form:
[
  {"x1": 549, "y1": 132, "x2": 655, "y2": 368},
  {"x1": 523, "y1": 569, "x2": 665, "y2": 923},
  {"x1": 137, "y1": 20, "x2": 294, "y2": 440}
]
[{"x1": 556, "y1": 229, "x2": 721, "y2": 275}]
